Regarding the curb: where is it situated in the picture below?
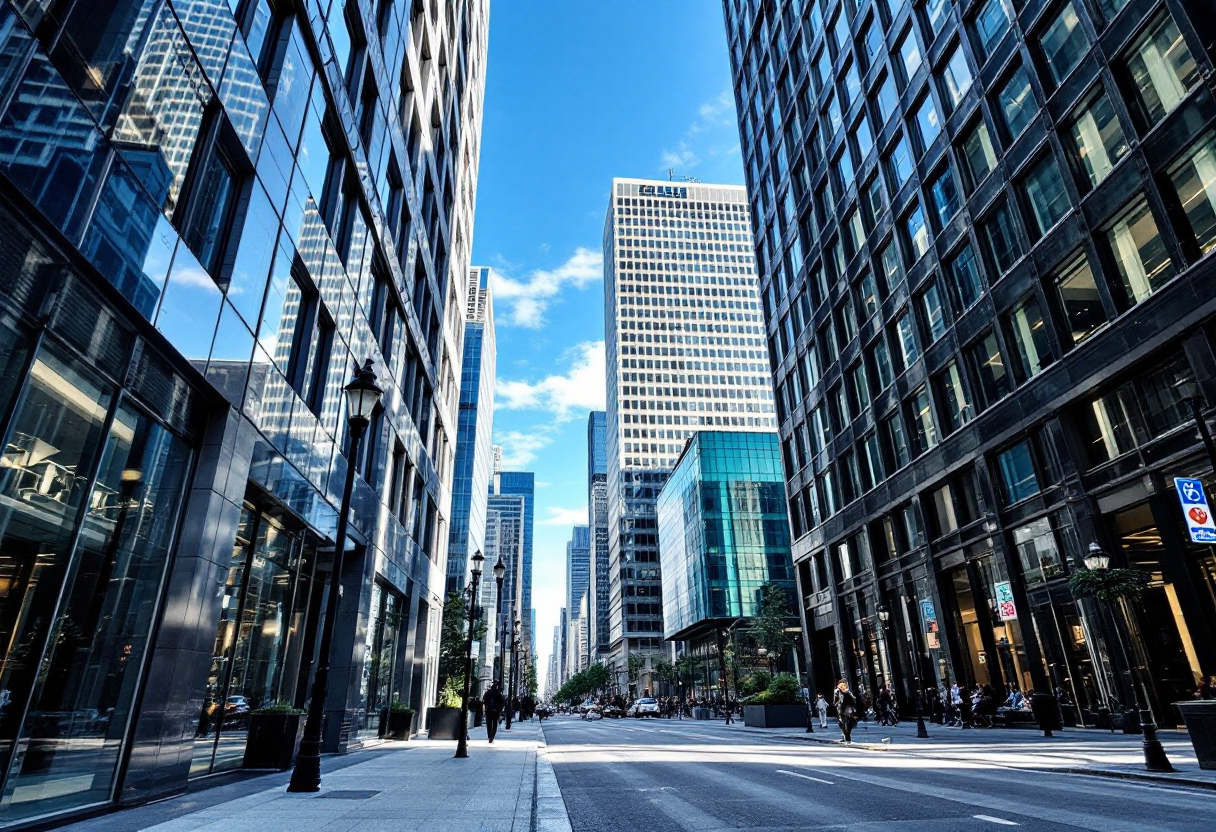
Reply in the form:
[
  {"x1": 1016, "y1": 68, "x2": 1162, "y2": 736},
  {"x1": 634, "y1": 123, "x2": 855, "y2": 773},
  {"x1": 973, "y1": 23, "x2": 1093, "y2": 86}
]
[
  {"x1": 535, "y1": 730, "x2": 573, "y2": 832},
  {"x1": 1045, "y1": 766, "x2": 1216, "y2": 791}
]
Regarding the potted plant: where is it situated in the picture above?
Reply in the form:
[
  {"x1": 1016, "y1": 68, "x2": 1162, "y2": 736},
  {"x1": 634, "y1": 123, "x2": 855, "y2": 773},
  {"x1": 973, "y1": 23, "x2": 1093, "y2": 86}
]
[
  {"x1": 426, "y1": 678, "x2": 466, "y2": 740},
  {"x1": 243, "y1": 703, "x2": 306, "y2": 770},
  {"x1": 383, "y1": 700, "x2": 415, "y2": 740},
  {"x1": 743, "y1": 673, "x2": 807, "y2": 728}
]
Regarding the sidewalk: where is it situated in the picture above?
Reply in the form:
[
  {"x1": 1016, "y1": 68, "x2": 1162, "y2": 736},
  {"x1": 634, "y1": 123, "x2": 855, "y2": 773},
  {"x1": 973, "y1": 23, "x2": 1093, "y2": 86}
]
[
  {"x1": 718, "y1": 718, "x2": 1215, "y2": 790},
  {"x1": 56, "y1": 720, "x2": 570, "y2": 832}
]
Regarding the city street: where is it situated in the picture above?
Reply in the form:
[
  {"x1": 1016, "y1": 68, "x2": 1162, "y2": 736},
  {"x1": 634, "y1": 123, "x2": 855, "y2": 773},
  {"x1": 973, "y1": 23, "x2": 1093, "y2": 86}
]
[{"x1": 542, "y1": 715, "x2": 1214, "y2": 831}]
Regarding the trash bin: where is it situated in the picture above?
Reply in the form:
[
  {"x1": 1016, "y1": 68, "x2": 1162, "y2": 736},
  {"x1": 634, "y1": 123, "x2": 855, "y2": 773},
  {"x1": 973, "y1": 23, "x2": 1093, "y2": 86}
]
[
  {"x1": 1175, "y1": 701, "x2": 1216, "y2": 770},
  {"x1": 1030, "y1": 693, "x2": 1062, "y2": 736}
]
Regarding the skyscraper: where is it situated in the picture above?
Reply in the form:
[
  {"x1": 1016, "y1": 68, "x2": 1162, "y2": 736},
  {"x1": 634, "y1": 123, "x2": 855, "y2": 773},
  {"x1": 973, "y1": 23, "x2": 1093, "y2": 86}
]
[
  {"x1": 565, "y1": 524, "x2": 591, "y2": 678},
  {"x1": 495, "y1": 470, "x2": 536, "y2": 652},
  {"x1": 0, "y1": 0, "x2": 488, "y2": 822},
  {"x1": 724, "y1": 0, "x2": 1216, "y2": 723},
  {"x1": 587, "y1": 411, "x2": 611, "y2": 664},
  {"x1": 603, "y1": 177, "x2": 775, "y2": 690},
  {"x1": 447, "y1": 266, "x2": 497, "y2": 596}
]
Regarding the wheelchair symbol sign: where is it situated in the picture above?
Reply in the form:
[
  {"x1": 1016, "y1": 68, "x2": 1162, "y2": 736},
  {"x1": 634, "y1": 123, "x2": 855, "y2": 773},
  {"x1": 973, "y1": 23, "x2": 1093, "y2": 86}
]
[{"x1": 1174, "y1": 478, "x2": 1216, "y2": 543}]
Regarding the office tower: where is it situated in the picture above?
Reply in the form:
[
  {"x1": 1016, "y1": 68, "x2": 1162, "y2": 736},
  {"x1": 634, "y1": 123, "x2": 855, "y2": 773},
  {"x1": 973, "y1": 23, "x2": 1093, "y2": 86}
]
[
  {"x1": 565, "y1": 525, "x2": 591, "y2": 678},
  {"x1": 558, "y1": 607, "x2": 569, "y2": 689},
  {"x1": 587, "y1": 410, "x2": 611, "y2": 664},
  {"x1": 724, "y1": 0, "x2": 1216, "y2": 723},
  {"x1": 447, "y1": 266, "x2": 497, "y2": 596},
  {"x1": 495, "y1": 470, "x2": 535, "y2": 651},
  {"x1": 0, "y1": 0, "x2": 489, "y2": 821},
  {"x1": 656, "y1": 432, "x2": 796, "y2": 689},
  {"x1": 547, "y1": 628, "x2": 562, "y2": 699},
  {"x1": 487, "y1": 486, "x2": 527, "y2": 657},
  {"x1": 603, "y1": 177, "x2": 776, "y2": 692}
]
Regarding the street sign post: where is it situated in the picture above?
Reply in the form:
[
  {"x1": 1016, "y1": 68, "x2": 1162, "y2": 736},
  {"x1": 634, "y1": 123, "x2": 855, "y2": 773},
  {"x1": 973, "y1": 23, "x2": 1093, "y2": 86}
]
[{"x1": 1173, "y1": 477, "x2": 1216, "y2": 543}]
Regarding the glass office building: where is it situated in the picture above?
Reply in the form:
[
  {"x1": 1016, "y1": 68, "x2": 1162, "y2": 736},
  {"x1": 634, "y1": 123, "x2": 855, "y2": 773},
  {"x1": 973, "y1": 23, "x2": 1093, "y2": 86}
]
[
  {"x1": 0, "y1": 0, "x2": 487, "y2": 824},
  {"x1": 725, "y1": 0, "x2": 1216, "y2": 721},
  {"x1": 587, "y1": 411, "x2": 611, "y2": 664}
]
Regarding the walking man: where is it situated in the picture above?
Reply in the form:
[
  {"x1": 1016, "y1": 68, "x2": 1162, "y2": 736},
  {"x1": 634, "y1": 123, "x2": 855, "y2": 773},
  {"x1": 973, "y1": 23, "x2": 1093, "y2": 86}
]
[
  {"x1": 483, "y1": 681, "x2": 505, "y2": 744},
  {"x1": 815, "y1": 692, "x2": 829, "y2": 728},
  {"x1": 833, "y1": 680, "x2": 857, "y2": 744}
]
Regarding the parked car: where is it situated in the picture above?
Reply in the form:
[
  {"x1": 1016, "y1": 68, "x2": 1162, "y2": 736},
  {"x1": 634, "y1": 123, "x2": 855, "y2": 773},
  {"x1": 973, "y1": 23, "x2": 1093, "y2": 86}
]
[
  {"x1": 628, "y1": 698, "x2": 661, "y2": 718},
  {"x1": 223, "y1": 695, "x2": 250, "y2": 728}
]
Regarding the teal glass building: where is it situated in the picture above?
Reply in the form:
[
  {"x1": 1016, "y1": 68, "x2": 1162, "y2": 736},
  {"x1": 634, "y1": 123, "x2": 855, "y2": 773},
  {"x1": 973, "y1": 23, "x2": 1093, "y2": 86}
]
[{"x1": 657, "y1": 432, "x2": 795, "y2": 643}]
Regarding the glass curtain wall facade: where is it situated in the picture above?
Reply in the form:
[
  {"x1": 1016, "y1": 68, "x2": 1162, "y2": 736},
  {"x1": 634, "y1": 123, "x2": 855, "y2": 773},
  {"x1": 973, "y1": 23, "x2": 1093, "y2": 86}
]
[
  {"x1": 0, "y1": 0, "x2": 488, "y2": 824},
  {"x1": 725, "y1": 0, "x2": 1216, "y2": 723},
  {"x1": 447, "y1": 265, "x2": 496, "y2": 595},
  {"x1": 565, "y1": 525, "x2": 590, "y2": 679},
  {"x1": 495, "y1": 471, "x2": 534, "y2": 651},
  {"x1": 587, "y1": 411, "x2": 611, "y2": 665},
  {"x1": 603, "y1": 178, "x2": 777, "y2": 692}
]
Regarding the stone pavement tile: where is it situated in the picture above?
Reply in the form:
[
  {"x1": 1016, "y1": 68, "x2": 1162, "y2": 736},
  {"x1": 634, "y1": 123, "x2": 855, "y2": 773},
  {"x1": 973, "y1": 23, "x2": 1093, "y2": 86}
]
[{"x1": 345, "y1": 818, "x2": 429, "y2": 831}]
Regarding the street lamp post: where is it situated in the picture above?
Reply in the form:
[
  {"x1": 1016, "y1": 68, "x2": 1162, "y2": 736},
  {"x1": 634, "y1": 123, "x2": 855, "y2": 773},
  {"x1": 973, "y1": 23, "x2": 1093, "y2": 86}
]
[
  {"x1": 505, "y1": 617, "x2": 520, "y2": 730},
  {"x1": 289, "y1": 360, "x2": 382, "y2": 793},
  {"x1": 455, "y1": 550, "x2": 485, "y2": 759},
  {"x1": 878, "y1": 605, "x2": 928, "y2": 738},
  {"x1": 1082, "y1": 543, "x2": 1173, "y2": 772},
  {"x1": 493, "y1": 557, "x2": 506, "y2": 688}
]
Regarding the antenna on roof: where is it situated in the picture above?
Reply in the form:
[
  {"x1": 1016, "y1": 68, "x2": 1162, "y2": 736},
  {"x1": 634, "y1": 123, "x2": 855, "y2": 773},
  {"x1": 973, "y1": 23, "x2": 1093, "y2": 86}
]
[{"x1": 668, "y1": 168, "x2": 674, "y2": 181}]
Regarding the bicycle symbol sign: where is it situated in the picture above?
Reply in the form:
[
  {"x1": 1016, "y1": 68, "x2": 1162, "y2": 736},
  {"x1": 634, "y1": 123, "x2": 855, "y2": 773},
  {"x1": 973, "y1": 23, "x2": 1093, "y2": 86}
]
[{"x1": 1174, "y1": 478, "x2": 1216, "y2": 543}]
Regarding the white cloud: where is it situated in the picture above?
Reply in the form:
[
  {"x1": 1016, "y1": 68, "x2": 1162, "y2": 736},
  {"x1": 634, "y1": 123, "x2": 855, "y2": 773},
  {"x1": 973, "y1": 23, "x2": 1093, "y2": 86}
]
[
  {"x1": 659, "y1": 89, "x2": 739, "y2": 175},
  {"x1": 539, "y1": 506, "x2": 589, "y2": 526},
  {"x1": 496, "y1": 341, "x2": 605, "y2": 421},
  {"x1": 490, "y1": 248, "x2": 603, "y2": 328},
  {"x1": 494, "y1": 430, "x2": 553, "y2": 469}
]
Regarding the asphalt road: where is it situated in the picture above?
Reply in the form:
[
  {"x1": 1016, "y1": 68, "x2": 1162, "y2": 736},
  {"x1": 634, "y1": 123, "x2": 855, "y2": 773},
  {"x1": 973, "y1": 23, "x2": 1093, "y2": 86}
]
[{"x1": 541, "y1": 715, "x2": 1212, "y2": 831}]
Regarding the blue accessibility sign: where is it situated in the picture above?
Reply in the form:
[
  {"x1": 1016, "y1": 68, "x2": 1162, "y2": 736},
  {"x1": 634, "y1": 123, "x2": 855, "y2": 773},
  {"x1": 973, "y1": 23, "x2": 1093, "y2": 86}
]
[{"x1": 1174, "y1": 478, "x2": 1216, "y2": 543}]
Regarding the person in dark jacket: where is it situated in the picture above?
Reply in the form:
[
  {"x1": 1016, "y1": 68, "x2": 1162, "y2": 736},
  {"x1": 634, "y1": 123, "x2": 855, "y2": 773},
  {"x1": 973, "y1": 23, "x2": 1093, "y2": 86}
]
[
  {"x1": 483, "y1": 682, "x2": 505, "y2": 743},
  {"x1": 833, "y1": 680, "x2": 857, "y2": 744}
]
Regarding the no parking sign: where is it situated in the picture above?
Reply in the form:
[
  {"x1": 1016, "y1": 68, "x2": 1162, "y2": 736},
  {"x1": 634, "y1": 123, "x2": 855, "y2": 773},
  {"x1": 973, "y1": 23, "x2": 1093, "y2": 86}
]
[{"x1": 1174, "y1": 477, "x2": 1216, "y2": 543}]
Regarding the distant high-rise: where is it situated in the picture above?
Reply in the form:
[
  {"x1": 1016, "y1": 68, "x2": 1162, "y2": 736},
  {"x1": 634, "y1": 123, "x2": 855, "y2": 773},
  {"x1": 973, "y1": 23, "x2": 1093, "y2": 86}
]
[
  {"x1": 494, "y1": 470, "x2": 535, "y2": 652},
  {"x1": 603, "y1": 178, "x2": 774, "y2": 691},
  {"x1": 587, "y1": 411, "x2": 610, "y2": 664},
  {"x1": 448, "y1": 267, "x2": 496, "y2": 596},
  {"x1": 565, "y1": 525, "x2": 591, "y2": 679}
]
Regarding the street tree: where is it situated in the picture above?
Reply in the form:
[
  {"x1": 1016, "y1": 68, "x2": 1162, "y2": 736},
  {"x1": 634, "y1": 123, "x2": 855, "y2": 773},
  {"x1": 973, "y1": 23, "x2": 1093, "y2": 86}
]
[{"x1": 749, "y1": 582, "x2": 794, "y2": 671}]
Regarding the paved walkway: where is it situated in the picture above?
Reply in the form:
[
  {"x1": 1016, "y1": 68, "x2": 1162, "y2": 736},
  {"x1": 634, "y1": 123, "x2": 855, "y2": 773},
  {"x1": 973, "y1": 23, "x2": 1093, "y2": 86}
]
[{"x1": 57, "y1": 720, "x2": 570, "y2": 832}]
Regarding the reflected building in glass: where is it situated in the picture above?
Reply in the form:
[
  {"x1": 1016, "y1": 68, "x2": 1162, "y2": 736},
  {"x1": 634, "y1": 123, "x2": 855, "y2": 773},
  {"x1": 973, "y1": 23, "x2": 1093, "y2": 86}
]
[
  {"x1": 724, "y1": 0, "x2": 1216, "y2": 721},
  {"x1": 656, "y1": 431, "x2": 795, "y2": 681},
  {"x1": 0, "y1": 0, "x2": 488, "y2": 824}
]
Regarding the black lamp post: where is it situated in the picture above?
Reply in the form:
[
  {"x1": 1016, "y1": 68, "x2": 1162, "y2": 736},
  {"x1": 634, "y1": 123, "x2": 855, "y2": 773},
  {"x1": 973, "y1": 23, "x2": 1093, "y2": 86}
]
[
  {"x1": 505, "y1": 616, "x2": 519, "y2": 730},
  {"x1": 455, "y1": 550, "x2": 485, "y2": 759},
  {"x1": 493, "y1": 556, "x2": 506, "y2": 688},
  {"x1": 879, "y1": 604, "x2": 929, "y2": 738},
  {"x1": 288, "y1": 360, "x2": 382, "y2": 793},
  {"x1": 1082, "y1": 543, "x2": 1173, "y2": 771}
]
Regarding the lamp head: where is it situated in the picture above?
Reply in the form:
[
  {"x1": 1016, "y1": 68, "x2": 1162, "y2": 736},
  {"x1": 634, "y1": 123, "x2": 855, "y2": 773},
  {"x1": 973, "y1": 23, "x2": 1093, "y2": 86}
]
[
  {"x1": 1084, "y1": 541, "x2": 1110, "y2": 571},
  {"x1": 1176, "y1": 376, "x2": 1203, "y2": 404},
  {"x1": 470, "y1": 549, "x2": 484, "y2": 576},
  {"x1": 343, "y1": 359, "x2": 383, "y2": 425},
  {"x1": 877, "y1": 605, "x2": 890, "y2": 623},
  {"x1": 493, "y1": 555, "x2": 506, "y2": 581}
]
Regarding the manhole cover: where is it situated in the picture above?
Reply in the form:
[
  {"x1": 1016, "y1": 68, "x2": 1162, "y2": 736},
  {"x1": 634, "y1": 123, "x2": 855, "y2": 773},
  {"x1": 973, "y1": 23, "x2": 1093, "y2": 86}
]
[{"x1": 316, "y1": 790, "x2": 380, "y2": 800}]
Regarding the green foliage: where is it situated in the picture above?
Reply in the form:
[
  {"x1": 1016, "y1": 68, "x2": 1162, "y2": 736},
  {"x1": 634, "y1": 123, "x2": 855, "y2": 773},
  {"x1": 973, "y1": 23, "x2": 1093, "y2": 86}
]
[
  {"x1": 527, "y1": 663, "x2": 538, "y2": 697},
  {"x1": 554, "y1": 662, "x2": 613, "y2": 704},
  {"x1": 626, "y1": 652, "x2": 646, "y2": 682},
  {"x1": 764, "y1": 672, "x2": 800, "y2": 704},
  {"x1": 437, "y1": 677, "x2": 463, "y2": 708},
  {"x1": 675, "y1": 654, "x2": 700, "y2": 685},
  {"x1": 253, "y1": 702, "x2": 305, "y2": 715},
  {"x1": 389, "y1": 701, "x2": 415, "y2": 714},
  {"x1": 749, "y1": 582, "x2": 795, "y2": 668},
  {"x1": 1068, "y1": 567, "x2": 1150, "y2": 605},
  {"x1": 739, "y1": 670, "x2": 771, "y2": 697},
  {"x1": 438, "y1": 590, "x2": 488, "y2": 695},
  {"x1": 653, "y1": 657, "x2": 675, "y2": 683}
]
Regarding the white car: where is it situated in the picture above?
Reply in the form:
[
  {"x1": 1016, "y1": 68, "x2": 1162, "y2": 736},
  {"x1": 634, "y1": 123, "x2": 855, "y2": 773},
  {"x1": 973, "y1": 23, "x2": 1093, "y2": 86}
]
[{"x1": 628, "y1": 698, "x2": 661, "y2": 718}]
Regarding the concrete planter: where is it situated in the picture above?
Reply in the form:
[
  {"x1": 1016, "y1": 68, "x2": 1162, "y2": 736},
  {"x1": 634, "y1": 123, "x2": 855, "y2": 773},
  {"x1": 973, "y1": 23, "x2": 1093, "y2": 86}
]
[
  {"x1": 380, "y1": 708, "x2": 414, "y2": 740},
  {"x1": 242, "y1": 713, "x2": 304, "y2": 770},
  {"x1": 426, "y1": 707, "x2": 466, "y2": 740},
  {"x1": 1175, "y1": 701, "x2": 1216, "y2": 770},
  {"x1": 743, "y1": 704, "x2": 807, "y2": 728}
]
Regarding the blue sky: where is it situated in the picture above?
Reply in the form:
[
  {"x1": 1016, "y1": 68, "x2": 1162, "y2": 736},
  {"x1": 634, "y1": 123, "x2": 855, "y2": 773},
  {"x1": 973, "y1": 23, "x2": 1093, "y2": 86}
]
[{"x1": 470, "y1": 1, "x2": 745, "y2": 689}]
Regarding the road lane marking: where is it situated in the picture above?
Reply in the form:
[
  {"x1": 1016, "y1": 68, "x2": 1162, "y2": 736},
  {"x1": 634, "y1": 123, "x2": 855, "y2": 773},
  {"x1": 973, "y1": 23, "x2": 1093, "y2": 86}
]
[
  {"x1": 775, "y1": 768, "x2": 834, "y2": 785},
  {"x1": 973, "y1": 815, "x2": 1019, "y2": 826}
]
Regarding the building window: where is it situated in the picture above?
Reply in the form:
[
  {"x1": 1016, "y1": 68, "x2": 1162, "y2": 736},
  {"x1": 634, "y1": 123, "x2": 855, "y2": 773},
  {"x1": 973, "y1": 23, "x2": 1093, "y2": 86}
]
[
  {"x1": 1039, "y1": 2, "x2": 1090, "y2": 86},
  {"x1": 914, "y1": 96, "x2": 943, "y2": 151},
  {"x1": 1054, "y1": 256, "x2": 1107, "y2": 346},
  {"x1": 871, "y1": 337, "x2": 895, "y2": 391},
  {"x1": 883, "y1": 412, "x2": 912, "y2": 470},
  {"x1": 960, "y1": 120, "x2": 998, "y2": 190},
  {"x1": 1077, "y1": 385, "x2": 1139, "y2": 464},
  {"x1": 973, "y1": 0, "x2": 1013, "y2": 59},
  {"x1": 997, "y1": 66, "x2": 1036, "y2": 140},
  {"x1": 936, "y1": 360, "x2": 972, "y2": 432},
  {"x1": 1013, "y1": 517, "x2": 1066, "y2": 586},
  {"x1": 929, "y1": 166, "x2": 961, "y2": 229},
  {"x1": 858, "y1": 270, "x2": 880, "y2": 318},
  {"x1": 895, "y1": 311, "x2": 920, "y2": 369},
  {"x1": 925, "y1": 0, "x2": 951, "y2": 34},
  {"x1": 178, "y1": 113, "x2": 246, "y2": 276},
  {"x1": 908, "y1": 387, "x2": 937, "y2": 455},
  {"x1": 1068, "y1": 92, "x2": 1129, "y2": 188},
  {"x1": 1022, "y1": 154, "x2": 1071, "y2": 238},
  {"x1": 905, "y1": 205, "x2": 930, "y2": 261},
  {"x1": 1105, "y1": 199, "x2": 1172, "y2": 305},
  {"x1": 888, "y1": 135, "x2": 915, "y2": 189},
  {"x1": 997, "y1": 440, "x2": 1041, "y2": 503},
  {"x1": 879, "y1": 238, "x2": 903, "y2": 291},
  {"x1": 898, "y1": 29, "x2": 923, "y2": 82},
  {"x1": 1006, "y1": 294, "x2": 1053, "y2": 381},
  {"x1": 239, "y1": 0, "x2": 290, "y2": 84},
  {"x1": 947, "y1": 245, "x2": 984, "y2": 309},
  {"x1": 1169, "y1": 136, "x2": 1216, "y2": 255},
  {"x1": 941, "y1": 45, "x2": 974, "y2": 110},
  {"x1": 921, "y1": 281, "x2": 947, "y2": 342},
  {"x1": 1096, "y1": 0, "x2": 1129, "y2": 22},
  {"x1": 966, "y1": 329, "x2": 1011, "y2": 409},
  {"x1": 1124, "y1": 14, "x2": 1200, "y2": 128},
  {"x1": 876, "y1": 74, "x2": 899, "y2": 124},
  {"x1": 982, "y1": 200, "x2": 1023, "y2": 274}
]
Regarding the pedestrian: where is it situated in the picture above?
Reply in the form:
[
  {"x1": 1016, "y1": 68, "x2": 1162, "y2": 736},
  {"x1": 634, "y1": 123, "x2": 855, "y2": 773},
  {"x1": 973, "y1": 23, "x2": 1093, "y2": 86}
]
[
  {"x1": 484, "y1": 681, "x2": 505, "y2": 743},
  {"x1": 833, "y1": 680, "x2": 857, "y2": 744},
  {"x1": 815, "y1": 692, "x2": 829, "y2": 728}
]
